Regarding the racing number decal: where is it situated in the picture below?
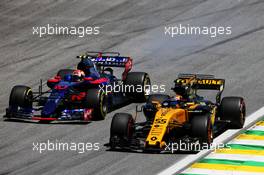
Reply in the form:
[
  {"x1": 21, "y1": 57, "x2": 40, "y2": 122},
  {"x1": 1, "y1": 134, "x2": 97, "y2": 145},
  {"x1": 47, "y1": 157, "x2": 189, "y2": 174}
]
[
  {"x1": 71, "y1": 92, "x2": 86, "y2": 101},
  {"x1": 155, "y1": 118, "x2": 167, "y2": 124},
  {"x1": 147, "y1": 118, "x2": 168, "y2": 144}
]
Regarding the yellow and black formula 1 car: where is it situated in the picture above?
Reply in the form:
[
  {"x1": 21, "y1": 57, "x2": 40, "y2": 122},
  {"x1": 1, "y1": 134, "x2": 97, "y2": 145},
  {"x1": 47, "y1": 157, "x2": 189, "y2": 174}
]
[{"x1": 108, "y1": 74, "x2": 246, "y2": 152}]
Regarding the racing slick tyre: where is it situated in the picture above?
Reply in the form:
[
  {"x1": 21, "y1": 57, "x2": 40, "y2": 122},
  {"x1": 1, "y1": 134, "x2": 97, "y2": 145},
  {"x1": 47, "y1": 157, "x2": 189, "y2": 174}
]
[
  {"x1": 85, "y1": 88, "x2": 107, "y2": 120},
  {"x1": 219, "y1": 97, "x2": 246, "y2": 129},
  {"x1": 9, "y1": 85, "x2": 33, "y2": 109},
  {"x1": 124, "y1": 72, "x2": 151, "y2": 102},
  {"x1": 56, "y1": 69, "x2": 74, "y2": 78},
  {"x1": 143, "y1": 94, "x2": 170, "y2": 121},
  {"x1": 191, "y1": 113, "x2": 213, "y2": 148},
  {"x1": 110, "y1": 113, "x2": 135, "y2": 149}
]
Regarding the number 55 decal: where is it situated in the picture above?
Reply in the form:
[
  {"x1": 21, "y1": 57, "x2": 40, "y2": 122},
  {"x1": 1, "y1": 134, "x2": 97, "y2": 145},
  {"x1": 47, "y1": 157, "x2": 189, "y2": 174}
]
[{"x1": 155, "y1": 118, "x2": 167, "y2": 124}]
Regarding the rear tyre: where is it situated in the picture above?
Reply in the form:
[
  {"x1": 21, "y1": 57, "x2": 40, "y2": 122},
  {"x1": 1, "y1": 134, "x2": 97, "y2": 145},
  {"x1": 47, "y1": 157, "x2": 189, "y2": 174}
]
[
  {"x1": 219, "y1": 97, "x2": 246, "y2": 129},
  {"x1": 57, "y1": 69, "x2": 74, "y2": 78},
  {"x1": 124, "y1": 72, "x2": 151, "y2": 102},
  {"x1": 191, "y1": 113, "x2": 213, "y2": 148},
  {"x1": 85, "y1": 88, "x2": 107, "y2": 120},
  {"x1": 9, "y1": 85, "x2": 33, "y2": 109},
  {"x1": 110, "y1": 113, "x2": 134, "y2": 149},
  {"x1": 143, "y1": 94, "x2": 170, "y2": 120}
]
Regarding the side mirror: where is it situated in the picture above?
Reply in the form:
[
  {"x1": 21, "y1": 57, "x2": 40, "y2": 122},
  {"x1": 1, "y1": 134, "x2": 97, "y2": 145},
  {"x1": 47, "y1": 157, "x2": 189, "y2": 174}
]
[
  {"x1": 136, "y1": 105, "x2": 143, "y2": 112},
  {"x1": 134, "y1": 105, "x2": 144, "y2": 121}
]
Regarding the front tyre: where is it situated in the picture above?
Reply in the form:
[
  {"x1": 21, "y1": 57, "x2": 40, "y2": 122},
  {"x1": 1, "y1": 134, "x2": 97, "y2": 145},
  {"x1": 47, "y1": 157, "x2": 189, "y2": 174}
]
[
  {"x1": 9, "y1": 85, "x2": 33, "y2": 109},
  {"x1": 219, "y1": 97, "x2": 246, "y2": 129},
  {"x1": 110, "y1": 113, "x2": 134, "y2": 149},
  {"x1": 191, "y1": 113, "x2": 213, "y2": 148},
  {"x1": 85, "y1": 89, "x2": 108, "y2": 120}
]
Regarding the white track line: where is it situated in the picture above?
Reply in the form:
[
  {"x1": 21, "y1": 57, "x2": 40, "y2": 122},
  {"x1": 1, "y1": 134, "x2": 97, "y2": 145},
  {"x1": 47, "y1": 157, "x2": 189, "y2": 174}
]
[
  {"x1": 182, "y1": 168, "x2": 264, "y2": 175},
  {"x1": 229, "y1": 139, "x2": 264, "y2": 147},
  {"x1": 251, "y1": 125, "x2": 264, "y2": 131},
  {"x1": 206, "y1": 153, "x2": 264, "y2": 162},
  {"x1": 158, "y1": 106, "x2": 264, "y2": 175}
]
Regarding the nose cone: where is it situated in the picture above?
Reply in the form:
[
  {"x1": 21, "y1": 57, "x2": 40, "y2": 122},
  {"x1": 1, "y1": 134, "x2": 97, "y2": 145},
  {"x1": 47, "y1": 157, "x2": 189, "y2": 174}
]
[{"x1": 41, "y1": 98, "x2": 60, "y2": 117}]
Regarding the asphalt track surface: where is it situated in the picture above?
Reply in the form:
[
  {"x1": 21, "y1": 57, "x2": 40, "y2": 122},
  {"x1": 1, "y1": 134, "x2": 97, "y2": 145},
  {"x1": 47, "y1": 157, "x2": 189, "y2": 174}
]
[{"x1": 0, "y1": 0, "x2": 264, "y2": 175}]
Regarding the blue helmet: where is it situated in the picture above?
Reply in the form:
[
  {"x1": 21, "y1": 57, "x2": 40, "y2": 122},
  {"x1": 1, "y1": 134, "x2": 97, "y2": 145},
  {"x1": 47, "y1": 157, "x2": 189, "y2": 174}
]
[
  {"x1": 77, "y1": 58, "x2": 100, "y2": 79},
  {"x1": 77, "y1": 58, "x2": 95, "y2": 74}
]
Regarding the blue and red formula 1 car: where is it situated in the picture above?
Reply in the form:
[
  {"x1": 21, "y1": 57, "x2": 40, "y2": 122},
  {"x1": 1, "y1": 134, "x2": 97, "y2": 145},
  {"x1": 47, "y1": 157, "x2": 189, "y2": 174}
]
[{"x1": 4, "y1": 51, "x2": 151, "y2": 122}]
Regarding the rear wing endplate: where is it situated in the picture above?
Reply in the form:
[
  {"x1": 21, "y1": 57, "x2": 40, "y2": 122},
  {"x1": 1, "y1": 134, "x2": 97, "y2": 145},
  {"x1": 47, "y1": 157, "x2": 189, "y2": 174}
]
[{"x1": 76, "y1": 51, "x2": 132, "y2": 67}]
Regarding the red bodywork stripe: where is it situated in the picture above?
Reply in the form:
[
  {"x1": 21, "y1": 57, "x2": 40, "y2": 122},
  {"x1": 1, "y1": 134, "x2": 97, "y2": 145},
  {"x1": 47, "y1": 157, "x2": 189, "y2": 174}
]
[
  {"x1": 90, "y1": 77, "x2": 109, "y2": 84},
  {"x1": 54, "y1": 75, "x2": 61, "y2": 80},
  {"x1": 48, "y1": 79, "x2": 60, "y2": 83},
  {"x1": 54, "y1": 85, "x2": 68, "y2": 90},
  {"x1": 32, "y1": 117, "x2": 57, "y2": 121},
  {"x1": 71, "y1": 92, "x2": 86, "y2": 101},
  {"x1": 83, "y1": 108, "x2": 93, "y2": 121},
  {"x1": 122, "y1": 57, "x2": 133, "y2": 80},
  {"x1": 84, "y1": 77, "x2": 94, "y2": 81}
]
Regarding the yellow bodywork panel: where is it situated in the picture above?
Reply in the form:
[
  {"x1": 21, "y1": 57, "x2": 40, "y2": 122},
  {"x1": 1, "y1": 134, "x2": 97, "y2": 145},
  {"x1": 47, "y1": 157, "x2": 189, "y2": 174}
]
[{"x1": 146, "y1": 108, "x2": 187, "y2": 148}]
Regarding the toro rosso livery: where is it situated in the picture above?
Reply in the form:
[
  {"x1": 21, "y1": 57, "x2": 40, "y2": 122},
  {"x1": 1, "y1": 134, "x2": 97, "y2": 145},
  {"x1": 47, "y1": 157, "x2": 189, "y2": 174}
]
[
  {"x1": 5, "y1": 51, "x2": 151, "y2": 122},
  {"x1": 109, "y1": 74, "x2": 246, "y2": 152}
]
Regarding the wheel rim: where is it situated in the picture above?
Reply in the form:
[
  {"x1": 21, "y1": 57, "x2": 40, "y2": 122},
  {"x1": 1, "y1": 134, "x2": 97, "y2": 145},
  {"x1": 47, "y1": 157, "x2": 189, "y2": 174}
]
[
  {"x1": 25, "y1": 89, "x2": 33, "y2": 107},
  {"x1": 101, "y1": 95, "x2": 107, "y2": 115}
]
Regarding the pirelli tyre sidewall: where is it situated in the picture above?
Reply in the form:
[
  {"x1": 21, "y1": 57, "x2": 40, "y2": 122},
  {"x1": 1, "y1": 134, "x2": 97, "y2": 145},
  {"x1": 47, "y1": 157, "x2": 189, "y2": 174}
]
[
  {"x1": 124, "y1": 72, "x2": 151, "y2": 102},
  {"x1": 85, "y1": 88, "x2": 107, "y2": 120},
  {"x1": 110, "y1": 113, "x2": 134, "y2": 148},
  {"x1": 97, "y1": 90, "x2": 107, "y2": 120},
  {"x1": 220, "y1": 96, "x2": 246, "y2": 129},
  {"x1": 9, "y1": 85, "x2": 33, "y2": 108}
]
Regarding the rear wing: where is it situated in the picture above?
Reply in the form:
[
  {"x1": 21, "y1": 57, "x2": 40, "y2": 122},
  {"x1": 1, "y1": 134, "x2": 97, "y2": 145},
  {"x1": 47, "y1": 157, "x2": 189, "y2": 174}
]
[
  {"x1": 178, "y1": 73, "x2": 215, "y2": 79},
  {"x1": 175, "y1": 73, "x2": 225, "y2": 91},
  {"x1": 175, "y1": 74, "x2": 225, "y2": 104},
  {"x1": 77, "y1": 51, "x2": 132, "y2": 68}
]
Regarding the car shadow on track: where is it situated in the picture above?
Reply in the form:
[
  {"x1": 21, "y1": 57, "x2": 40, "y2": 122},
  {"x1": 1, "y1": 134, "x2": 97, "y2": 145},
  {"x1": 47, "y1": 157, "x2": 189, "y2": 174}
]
[
  {"x1": 103, "y1": 124, "x2": 229, "y2": 155},
  {"x1": 3, "y1": 118, "x2": 91, "y2": 125},
  {"x1": 103, "y1": 143, "x2": 200, "y2": 155}
]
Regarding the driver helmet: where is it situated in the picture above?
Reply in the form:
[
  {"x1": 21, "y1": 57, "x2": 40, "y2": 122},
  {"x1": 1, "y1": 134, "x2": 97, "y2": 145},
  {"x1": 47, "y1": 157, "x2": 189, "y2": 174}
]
[
  {"x1": 172, "y1": 83, "x2": 189, "y2": 98},
  {"x1": 72, "y1": 70, "x2": 85, "y2": 82},
  {"x1": 77, "y1": 58, "x2": 96, "y2": 75}
]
